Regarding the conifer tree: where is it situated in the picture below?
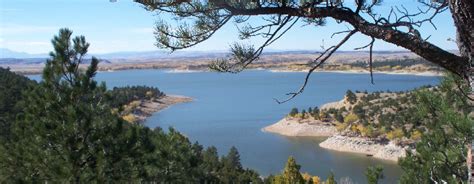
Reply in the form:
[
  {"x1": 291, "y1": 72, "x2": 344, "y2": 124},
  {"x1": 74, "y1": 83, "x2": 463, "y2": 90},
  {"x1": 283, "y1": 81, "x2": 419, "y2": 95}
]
[
  {"x1": 345, "y1": 90, "x2": 357, "y2": 104},
  {"x1": 282, "y1": 156, "x2": 305, "y2": 184},
  {"x1": 365, "y1": 165, "x2": 384, "y2": 184},
  {"x1": 1, "y1": 28, "x2": 148, "y2": 182},
  {"x1": 398, "y1": 75, "x2": 472, "y2": 183},
  {"x1": 219, "y1": 146, "x2": 243, "y2": 183},
  {"x1": 289, "y1": 108, "x2": 299, "y2": 117},
  {"x1": 325, "y1": 172, "x2": 337, "y2": 184}
]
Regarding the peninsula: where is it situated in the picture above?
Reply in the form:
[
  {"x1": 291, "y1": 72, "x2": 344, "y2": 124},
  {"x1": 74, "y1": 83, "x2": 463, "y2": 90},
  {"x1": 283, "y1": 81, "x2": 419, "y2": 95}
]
[
  {"x1": 108, "y1": 86, "x2": 192, "y2": 124},
  {"x1": 262, "y1": 88, "x2": 430, "y2": 161}
]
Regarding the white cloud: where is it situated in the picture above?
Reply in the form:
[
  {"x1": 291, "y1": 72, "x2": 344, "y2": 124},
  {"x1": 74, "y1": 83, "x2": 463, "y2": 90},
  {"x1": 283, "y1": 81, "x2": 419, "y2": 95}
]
[
  {"x1": 0, "y1": 8, "x2": 23, "y2": 13},
  {"x1": 0, "y1": 25, "x2": 58, "y2": 35},
  {"x1": 0, "y1": 41, "x2": 51, "y2": 54},
  {"x1": 1, "y1": 41, "x2": 49, "y2": 46}
]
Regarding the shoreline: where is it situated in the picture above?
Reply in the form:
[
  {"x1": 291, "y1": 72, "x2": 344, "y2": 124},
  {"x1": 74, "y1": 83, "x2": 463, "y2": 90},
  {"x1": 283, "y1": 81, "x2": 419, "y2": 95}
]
[
  {"x1": 262, "y1": 118, "x2": 337, "y2": 137},
  {"x1": 319, "y1": 135, "x2": 406, "y2": 162},
  {"x1": 7, "y1": 65, "x2": 443, "y2": 76},
  {"x1": 263, "y1": 99, "x2": 408, "y2": 162},
  {"x1": 132, "y1": 94, "x2": 193, "y2": 123},
  {"x1": 268, "y1": 68, "x2": 443, "y2": 76},
  {"x1": 263, "y1": 117, "x2": 407, "y2": 161}
]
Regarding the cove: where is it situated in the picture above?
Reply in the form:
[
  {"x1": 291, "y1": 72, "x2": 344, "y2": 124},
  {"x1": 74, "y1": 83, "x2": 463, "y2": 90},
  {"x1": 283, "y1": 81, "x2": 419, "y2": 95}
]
[{"x1": 29, "y1": 69, "x2": 440, "y2": 183}]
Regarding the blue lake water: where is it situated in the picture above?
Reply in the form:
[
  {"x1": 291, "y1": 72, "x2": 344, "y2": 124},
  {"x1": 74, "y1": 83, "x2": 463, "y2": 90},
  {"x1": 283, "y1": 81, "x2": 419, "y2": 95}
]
[{"x1": 30, "y1": 69, "x2": 440, "y2": 183}]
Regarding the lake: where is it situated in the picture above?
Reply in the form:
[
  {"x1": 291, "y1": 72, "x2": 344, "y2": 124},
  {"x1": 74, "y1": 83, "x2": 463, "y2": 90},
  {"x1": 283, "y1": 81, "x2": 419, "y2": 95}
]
[{"x1": 31, "y1": 69, "x2": 440, "y2": 183}]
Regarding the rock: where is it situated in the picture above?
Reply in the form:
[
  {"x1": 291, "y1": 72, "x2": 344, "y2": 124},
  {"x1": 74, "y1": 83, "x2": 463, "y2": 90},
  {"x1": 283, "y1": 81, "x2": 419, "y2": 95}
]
[{"x1": 319, "y1": 135, "x2": 406, "y2": 162}]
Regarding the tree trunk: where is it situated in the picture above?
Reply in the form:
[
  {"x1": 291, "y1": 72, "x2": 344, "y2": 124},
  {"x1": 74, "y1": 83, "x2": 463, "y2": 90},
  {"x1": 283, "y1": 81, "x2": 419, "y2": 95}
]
[
  {"x1": 449, "y1": 0, "x2": 474, "y2": 63},
  {"x1": 449, "y1": 0, "x2": 474, "y2": 182}
]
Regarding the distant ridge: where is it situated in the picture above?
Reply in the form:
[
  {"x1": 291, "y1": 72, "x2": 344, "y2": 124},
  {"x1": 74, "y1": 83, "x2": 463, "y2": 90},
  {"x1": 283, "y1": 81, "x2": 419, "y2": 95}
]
[
  {"x1": 1, "y1": 48, "x2": 419, "y2": 59},
  {"x1": 0, "y1": 48, "x2": 48, "y2": 58}
]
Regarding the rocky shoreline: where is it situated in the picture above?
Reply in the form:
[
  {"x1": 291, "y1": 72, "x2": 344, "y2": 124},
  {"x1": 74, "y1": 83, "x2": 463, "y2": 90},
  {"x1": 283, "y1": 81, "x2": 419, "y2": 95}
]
[
  {"x1": 132, "y1": 95, "x2": 193, "y2": 123},
  {"x1": 263, "y1": 99, "x2": 408, "y2": 162},
  {"x1": 268, "y1": 68, "x2": 443, "y2": 76},
  {"x1": 262, "y1": 118, "x2": 337, "y2": 137},
  {"x1": 319, "y1": 135, "x2": 406, "y2": 162}
]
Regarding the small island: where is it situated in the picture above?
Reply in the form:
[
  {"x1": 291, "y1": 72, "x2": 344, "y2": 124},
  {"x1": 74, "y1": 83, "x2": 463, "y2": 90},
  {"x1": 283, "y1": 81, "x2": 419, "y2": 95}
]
[{"x1": 262, "y1": 88, "x2": 432, "y2": 161}]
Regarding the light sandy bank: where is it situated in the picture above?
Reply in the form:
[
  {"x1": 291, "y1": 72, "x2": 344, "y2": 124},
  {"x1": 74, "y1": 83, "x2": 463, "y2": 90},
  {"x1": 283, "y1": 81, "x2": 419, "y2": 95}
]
[
  {"x1": 133, "y1": 95, "x2": 193, "y2": 122},
  {"x1": 262, "y1": 118, "x2": 337, "y2": 137},
  {"x1": 319, "y1": 135, "x2": 406, "y2": 162},
  {"x1": 263, "y1": 117, "x2": 407, "y2": 161},
  {"x1": 269, "y1": 69, "x2": 443, "y2": 76}
]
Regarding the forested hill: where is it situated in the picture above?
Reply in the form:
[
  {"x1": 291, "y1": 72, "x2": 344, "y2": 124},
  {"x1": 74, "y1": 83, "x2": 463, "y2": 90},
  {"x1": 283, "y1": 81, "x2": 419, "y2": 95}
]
[
  {"x1": 0, "y1": 67, "x2": 37, "y2": 138},
  {"x1": 0, "y1": 67, "x2": 165, "y2": 125}
]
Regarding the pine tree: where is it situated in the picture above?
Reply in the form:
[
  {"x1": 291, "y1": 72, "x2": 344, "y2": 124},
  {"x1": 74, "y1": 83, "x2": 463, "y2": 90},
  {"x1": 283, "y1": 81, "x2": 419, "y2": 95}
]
[
  {"x1": 398, "y1": 75, "x2": 472, "y2": 183},
  {"x1": 0, "y1": 67, "x2": 36, "y2": 140},
  {"x1": 325, "y1": 172, "x2": 337, "y2": 184},
  {"x1": 219, "y1": 146, "x2": 243, "y2": 183},
  {"x1": 282, "y1": 156, "x2": 305, "y2": 184},
  {"x1": 1, "y1": 29, "x2": 145, "y2": 182},
  {"x1": 365, "y1": 165, "x2": 383, "y2": 184},
  {"x1": 201, "y1": 146, "x2": 221, "y2": 183},
  {"x1": 345, "y1": 90, "x2": 357, "y2": 104},
  {"x1": 289, "y1": 108, "x2": 299, "y2": 117},
  {"x1": 311, "y1": 107, "x2": 320, "y2": 120}
]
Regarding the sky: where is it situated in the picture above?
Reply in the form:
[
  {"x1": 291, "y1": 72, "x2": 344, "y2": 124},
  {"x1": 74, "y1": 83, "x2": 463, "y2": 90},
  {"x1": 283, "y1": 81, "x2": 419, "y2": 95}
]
[{"x1": 0, "y1": 0, "x2": 459, "y2": 54}]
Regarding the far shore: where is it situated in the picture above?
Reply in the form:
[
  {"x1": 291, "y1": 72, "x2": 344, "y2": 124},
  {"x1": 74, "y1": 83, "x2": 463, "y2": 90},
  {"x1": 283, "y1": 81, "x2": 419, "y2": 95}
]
[
  {"x1": 5, "y1": 64, "x2": 443, "y2": 77},
  {"x1": 133, "y1": 94, "x2": 193, "y2": 123}
]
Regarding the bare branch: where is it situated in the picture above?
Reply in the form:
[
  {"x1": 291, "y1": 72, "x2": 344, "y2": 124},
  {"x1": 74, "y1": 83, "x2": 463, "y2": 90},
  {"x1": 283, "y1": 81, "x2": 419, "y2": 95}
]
[{"x1": 275, "y1": 29, "x2": 358, "y2": 104}]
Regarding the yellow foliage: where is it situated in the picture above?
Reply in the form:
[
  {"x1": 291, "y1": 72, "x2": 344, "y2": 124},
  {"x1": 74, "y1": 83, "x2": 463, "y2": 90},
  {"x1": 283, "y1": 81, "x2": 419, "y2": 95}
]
[
  {"x1": 356, "y1": 124, "x2": 367, "y2": 136},
  {"x1": 122, "y1": 100, "x2": 142, "y2": 114},
  {"x1": 129, "y1": 100, "x2": 141, "y2": 108},
  {"x1": 387, "y1": 128, "x2": 404, "y2": 140},
  {"x1": 344, "y1": 113, "x2": 358, "y2": 124},
  {"x1": 145, "y1": 91, "x2": 154, "y2": 98},
  {"x1": 312, "y1": 176, "x2": 321, "y2": 184},
  {"x1": 122, "y1": 114, "x2": 137, "y2": 123},
  {"x1": 350, "y1": 124, "x2": 358, "y2": 132},
  {"x1": 335, "y1": 122, "x2": 349, "y2": 131},
  {"x1": 410, "y1": 130, "x2": 423, "y2": 140},
  {"x1": 110, "y1": 108, "x2": 119, "y2": 115},
  {"x1": 272, "y1": 175, "x2": 284, "y2": 184},
  {"x1": 300, "y1": 172, "x2": 320, "y2": 184},
  {"x1": 392, "y1": 65, "x2": 402, "y2": 70},
  {"x1": 302, "y1": 172, "x2": 311, "y2": 181}
]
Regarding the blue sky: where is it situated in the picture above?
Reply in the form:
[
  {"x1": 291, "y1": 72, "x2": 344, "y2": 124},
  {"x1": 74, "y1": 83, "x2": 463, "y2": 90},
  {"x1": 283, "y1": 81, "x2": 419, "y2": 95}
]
[{"x1": 0, "y1": 0, "x2": 459, "y2": 54}]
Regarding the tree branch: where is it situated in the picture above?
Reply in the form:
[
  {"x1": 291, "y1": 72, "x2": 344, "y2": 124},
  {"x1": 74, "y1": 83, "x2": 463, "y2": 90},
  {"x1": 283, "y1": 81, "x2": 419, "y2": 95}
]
[{"x1": 275, "y1": 29, "x2": 358, "y2": 104}]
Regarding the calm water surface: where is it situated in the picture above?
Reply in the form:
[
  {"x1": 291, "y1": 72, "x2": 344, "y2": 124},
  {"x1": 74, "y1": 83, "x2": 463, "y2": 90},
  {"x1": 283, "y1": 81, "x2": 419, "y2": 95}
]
[{"x1": 31, "y1": 69, "x2": 440, "y2": 183}]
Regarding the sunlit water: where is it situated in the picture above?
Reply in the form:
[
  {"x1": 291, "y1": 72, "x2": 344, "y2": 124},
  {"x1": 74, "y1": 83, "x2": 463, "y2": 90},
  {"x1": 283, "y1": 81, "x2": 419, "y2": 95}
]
[{"x1": 29, "y1": 69, "x2": 440, "y2": 183}]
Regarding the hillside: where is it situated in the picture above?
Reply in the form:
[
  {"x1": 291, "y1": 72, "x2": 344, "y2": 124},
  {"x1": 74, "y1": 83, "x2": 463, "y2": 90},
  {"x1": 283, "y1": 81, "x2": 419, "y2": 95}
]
[{"x1": 1, "y1": 50, "x2": 444, "y2": 75}]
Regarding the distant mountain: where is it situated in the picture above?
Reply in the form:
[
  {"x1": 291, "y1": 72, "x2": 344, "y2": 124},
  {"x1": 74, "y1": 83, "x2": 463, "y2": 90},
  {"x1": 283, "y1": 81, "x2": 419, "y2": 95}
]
[
  {"x1": 0, "y1": 58, "x2": 111, "y2": 65},
  {"x1": 0, "y1": 48, "x2": 48, "y2": 58},
  {"x1": 3, "y1": 47, "x2": 458, "y2": 60},
  {"x1": 0, "y1": 48, "x2": 230, "y2": 60},
  {"x1": 93, "y1": 50, "x2": 228, "y2": 59}
]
